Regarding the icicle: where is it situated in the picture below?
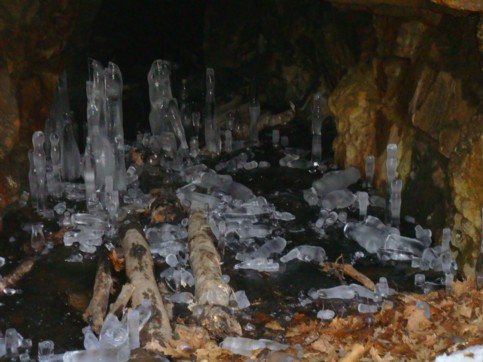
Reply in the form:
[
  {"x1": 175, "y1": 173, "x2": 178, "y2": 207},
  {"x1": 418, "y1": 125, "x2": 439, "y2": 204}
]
[
  {"x1": 390, "y1": 179, "x2": 402, "y2": 228},
  {"x1": 49, "y1": 133, "x2": 62, "y2": 197},
  {"x1": 225, "y1": 130, "x2": 233, "y2": 153},
  {"x1": 357, "y1": 191, "x2": 369, "y2": 220},
  {"x1": 83, "y1": 137, "x2": 97, "y2": 207},
  {"x1": 148, "y1": 60, "x2": 172, "y2": 135},
  {"x1": 385, "y1": 144, "x2": 398, "y2": 223},
  {"x1": 310, "y1": 94, "x2": 323, "y2": 164}
]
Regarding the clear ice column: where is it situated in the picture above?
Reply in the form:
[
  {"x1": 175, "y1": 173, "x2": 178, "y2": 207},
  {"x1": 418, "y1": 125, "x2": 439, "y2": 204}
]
[
  {"x1": 390, "y1": 179, "x2": 402, "y2": 228},
  {"x1": 385, "y1": 143, "x2": 398, "y2": 223},
  {"x1": 49, "y1": 133, "x2": 62, "y2": 197},
  {"x1": 105, "y1": 62, "x2": 127, "y2": 191},
  {"x1": 311, "y1": 93, "x2": 323, "y2": 164},
  {"x1": 204, "y1": 68, "x2": 220, "y2": 154},
  {"x1": 32, "y1": 131, "x2": 47, "y2": 211}
]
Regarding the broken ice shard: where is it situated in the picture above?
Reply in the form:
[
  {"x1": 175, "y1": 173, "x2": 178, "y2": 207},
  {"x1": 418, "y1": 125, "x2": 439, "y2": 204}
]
[
  {"x1": 234, "y1": 258, "x2": 279, "y2": 272},
  {"x1": 321, "y1": 189, "x2": 356, "y2": 210},
  {"x1": 357, "y1": 303, "x2": 378, "y2": 314},
  {"x1": 344, "y1": 219, "x2": 391, "y2": 254},
  {"x1": 414, "y1": 273, "x2": 425, "y2": 287},
  {"x1": 236, "y1": 237, "x2": 287, "y2": 261},
  {"x1": 415, "y1": 225, "x2": 432, "y2": 248},
  {"x1": 379, "y1": 234, "x2": 425, "y2": 260},
  {"x1": 312, "y1": 167, "x2": 360, "y2": 197},
  {"x1": 127, "y1": 309, "x2": 140, "y2": 350},
  {"x1": 317, "y1": 309, "x2": 335, "y2": 320},
  {"x1": 233, "y1": 290, "x2": 250, "y2": 309},
  {"x1": 280, "y1": 245, "x2": 327, "y2": 263},
  {"x1": 272, "y1": 129, "x2": 280, "y2": 144},
  {"x1": 38, "y1": 340, "x2": 54, "y2": 362},
  {"x1": 365, "y1": 155, "x2": 375, "y2": 188},
  {"x1": 309, "y1": 284, "x2": 377, "y2": 301},
  {"x1": 31, "y1": 223, "x2": 45, "y2": 252},
  {"x1": 221, "y1": 337, "x2": 288, "y2": 357},
  {"x1": 357, "y1": 191, "x2": 369, "y2": 219}
]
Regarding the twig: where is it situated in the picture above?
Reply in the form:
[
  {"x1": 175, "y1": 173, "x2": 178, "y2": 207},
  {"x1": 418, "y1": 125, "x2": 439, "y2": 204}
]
[
  {"x1": 109, "y1": 283, "x2": 134, "y2": 316},
  {"x1": 83, "y1": 256, "x2": 113, "y2": 334},
  {"x1": 0, "y1": 257, "x2": 35, "y2": 296},
  {"x1": 321, "y1": 261, "x2": 375, "y2": 290}
]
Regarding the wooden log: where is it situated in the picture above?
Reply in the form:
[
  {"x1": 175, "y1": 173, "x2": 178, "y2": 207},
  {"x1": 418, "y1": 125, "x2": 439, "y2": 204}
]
[
  {"x1": 120, "y1": 222, "x2": 172, "y2": 351},
  {"x1": 83, "y1": 256, "x2": 113, "y2": 334},
  {"x1": 109, "y1": 283, "x2": 134, "y2": 316},
  {"x1": 0, "y1": 257, "x2": 35, "y2": 296},
  {"x1": 188, "y1": 209, "x2": 231, "y2": 306},
  {"x1": 188, "y1": 209, "x2": 242, "y2": 338}
]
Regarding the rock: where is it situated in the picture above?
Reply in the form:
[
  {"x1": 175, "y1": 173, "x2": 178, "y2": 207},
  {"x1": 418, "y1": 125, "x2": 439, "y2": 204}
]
[
  {"x1": 449, "y1": 129, "x2": 483, "y2": 276},
  {"x1": 430, "y1": 0, "x2": 483, "y2": 12}
]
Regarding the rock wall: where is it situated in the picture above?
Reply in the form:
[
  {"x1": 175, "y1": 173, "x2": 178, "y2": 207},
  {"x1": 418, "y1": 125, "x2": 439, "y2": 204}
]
[
  {"x1": 329, "y1": 6, "x2": 482, "y2": 276},
  {"x1": 0, "y1": 0, "x2": 80, "y2": 208}
]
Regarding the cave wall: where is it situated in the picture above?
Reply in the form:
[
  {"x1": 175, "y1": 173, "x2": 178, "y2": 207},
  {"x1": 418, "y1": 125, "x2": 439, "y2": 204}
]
[
  {"x1": 203, "y1": 0, "x2": 482, "y2": 276},
  {"x1": 328, "y1": 3, "x2": 482, "y2": 276},
  {"x1": 0, "y1": 0, "x2": 89, "y2": 209}
]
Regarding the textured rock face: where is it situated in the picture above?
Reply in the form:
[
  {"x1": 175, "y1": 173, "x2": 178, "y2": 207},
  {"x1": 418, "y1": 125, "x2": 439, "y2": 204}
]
[
  {"x1": 329, "y1": 12, "x2": 482, "y2": 275},
  {"x1": 0, "y1": 0, "x2": 79, "y2": 207}
]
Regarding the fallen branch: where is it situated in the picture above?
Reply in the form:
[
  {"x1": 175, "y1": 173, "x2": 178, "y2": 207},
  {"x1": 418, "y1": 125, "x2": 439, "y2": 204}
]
[
  {"x1": 0, "y1": 257, "x2": 35, "y2": 296},
  {"x1": 321, "y1": 261, "x2": 375, "y2": 291},
  {"x1": 188, "y1": 209, "x2": 231, "y2": 306},
  {"x1": 83, "y1": 256, "x2": 113, "y2": 334},
  {"x1": 109, "y1": 283, "x2": 134, "y2": 316},
  {"x1": 120, "y1": 222, "x2": 172, "y2": 351},
  {"x1": 188, "y1": 209, "x2": 241, "y2": 338}
]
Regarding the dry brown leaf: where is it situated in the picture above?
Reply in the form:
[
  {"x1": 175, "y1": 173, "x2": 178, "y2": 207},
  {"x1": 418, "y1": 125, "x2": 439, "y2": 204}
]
[
  {"x1": 311, "y1": 336, "x2": 334, "y2": 353},
  {"x1": 405, "y1": 305, "x2": 432, "y2": 332},
  {"x1": 107, "y1": 249, "x2": 125, "y2": 272},
  {"x1": 265, "y1": 320, "x2": 284, "y2": 331}
]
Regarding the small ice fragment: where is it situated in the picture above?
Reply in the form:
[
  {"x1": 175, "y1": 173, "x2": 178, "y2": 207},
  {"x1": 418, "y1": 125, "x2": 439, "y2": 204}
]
[
  {"x1": 317, "y1": 309, "x2": 335, "y2": 320},
  {"x1": 313, "y1": 167, "x2": 360, "y2": 197},
  {"x1": 38, "y1": 340, "x2": 54, "y2": 361},
  {"x1": 53, "y1": 202, "x2": 67, "y2": 215},
  {"x1": 444, "y1": 272, "x2": 453, "y2": 293},
  {"x1": 281, "y1": 136, "x2": 289, "y2": 147},
  {"x1": 338, "y1": 211, "x2": 348, "y2": 224},
  {"x1": 321, "y1": 189, "x2": 356, "y2": 210},
  {"x1": 165, "y1": 254, "x2": 178, "y2": 267},
  {"x1": 165, "y1": 292, "x2": 194, "y2": 304},
  {"x1": 303, "y1": 187, "x2": 319, "y2": 206},
  {"x1": 357, "y1": 303, "x2": 378, "y2": 314},
  {"x1": 234, "y1": 258, "x2": 279, "y2": 272},
  {"x1": 65, "y1": 253, "x2": 83, "y2": 263},
  {"x1": 414, "y1": 274, "x2": 425, "y2": 287},
  {"x1": 221, "y1": 337, "x2": 288, "y2": 357},
  {"x1": 272, "y1": 211, "x2": 295, "y2": 221},
  {"x1": 416, "y1": 301, "x2": 431, "y2": 319},
  {"x1": 375, "y1": 277, "x2": 395, "y2": 297},
  {"x1": 280, "y1": 245, "x2": 326, "y2": 263},
  {"x1": 258, "y1": 161, "x2": 271, "y2": 168},
  {"x1": 243, "y1": 161, "x2": 258, "y2": 170},
  {"x1": 19, "y1": 352, "x2": 30, "y2": 362},
  {"x1": 233, "y1": 290, "x2": 250, "y2": 309},
  {"x1": 222, "y1": 274, "x2": 230, "y2": 283},
  {"x1": 5, "y1": 328, "x2": 18, "y2": 357},
  {"x1": 309, "y1": 284, "x2": 377, "y2": 301},
  {"x1": 272, "y1": 130, "x2": 280, "y2": 144},
  {"x1": 0, "y1": 257, "x2": 5, "y2": 268},
  {"x1": 8, "y1": 236, "x2": 15, "y2": 242},
  {"x1": 369, "y1": 195, "x2": 386, "y2": 208}
]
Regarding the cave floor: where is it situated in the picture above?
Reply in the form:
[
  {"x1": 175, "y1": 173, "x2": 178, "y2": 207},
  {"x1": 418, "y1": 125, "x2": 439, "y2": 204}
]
[{"x1": 0, "y1": 134, "x2": 481, "y2": 362}]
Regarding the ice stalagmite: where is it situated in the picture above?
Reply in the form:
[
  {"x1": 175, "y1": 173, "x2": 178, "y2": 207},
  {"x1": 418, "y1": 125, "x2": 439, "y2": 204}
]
[
  {"x1": 61, "y1": 112, "x2": 82, "y2": 181},
  {"x1": 148, "y1": 60, "x2": 172, "y2": 135},
  {"x1": 311, "y1": 93, "x2": 323, "y2": 163},
  {"x1": 105, "y1": 62, "x2": 127, "y2": 191},
  {"x1": 32, "y1": 131, "x2": 47, "y2": 209},
  {"x1": 204, "y1": 68, "x2": 221, "y2": 154},
  {"x1": 49, "y1": 133, "x2": 62, "y2": 197}
]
